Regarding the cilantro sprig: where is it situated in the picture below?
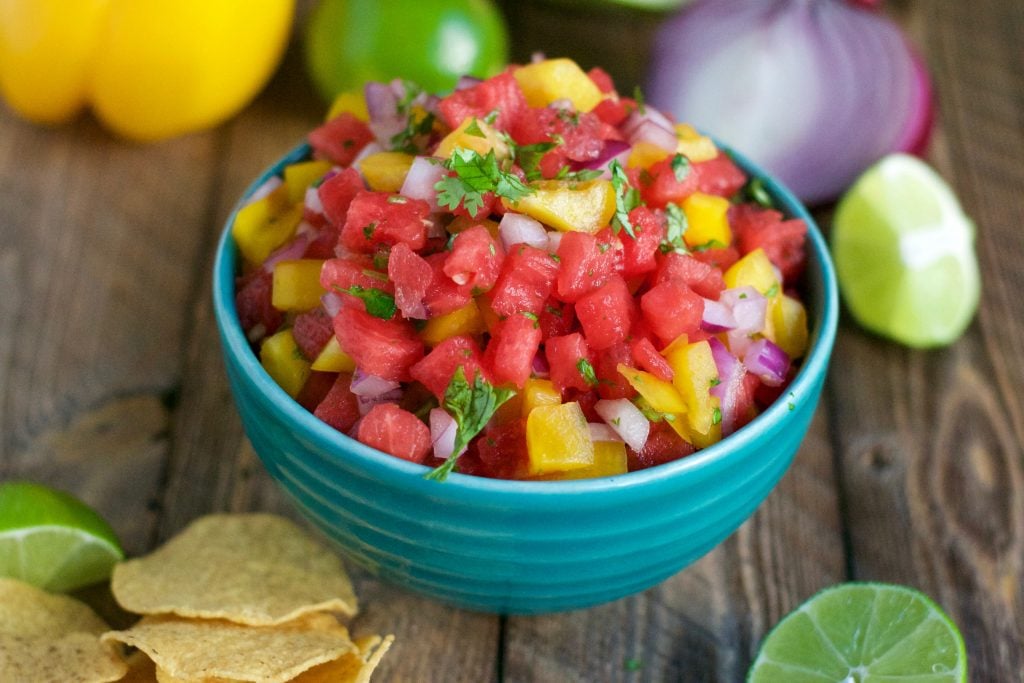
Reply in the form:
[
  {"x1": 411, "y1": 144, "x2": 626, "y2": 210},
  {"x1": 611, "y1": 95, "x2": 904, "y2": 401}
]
[
  {"x1": 334, "y1": 285, "x2": 396, "y2": 320},
  {"x1": 425, "y1": 367, "x2": 516, "y2": 482},
  {"x1": 435, "y1": 146, "x2": 533, "y2": 216},
  {"x1": 608, "y1": 159, "x2": 641, "y2": 238}
]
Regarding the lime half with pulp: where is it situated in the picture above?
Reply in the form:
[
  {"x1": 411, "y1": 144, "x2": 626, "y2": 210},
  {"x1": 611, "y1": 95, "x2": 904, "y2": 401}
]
[
  {"x1": 831, "y1": 154, "x2": 980, "y2": 348},
  {"x1": 0, "y1": 481, "x2": 124, "y2": 592},
  {"x1": 748, "y1": 582, "x2": 967, "y2": 682}
]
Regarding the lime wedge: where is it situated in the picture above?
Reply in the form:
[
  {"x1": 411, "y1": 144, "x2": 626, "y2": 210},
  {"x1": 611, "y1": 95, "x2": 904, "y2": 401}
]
[
  {"x1": 0, "y1": 481, "x2": 124, "y2": 592},
  {"x1": 831, "y1": 153, "x2": 980, "y2": 348},
  {"x1": 748, "y1": 582, "x2": 967, "y2": 682}
]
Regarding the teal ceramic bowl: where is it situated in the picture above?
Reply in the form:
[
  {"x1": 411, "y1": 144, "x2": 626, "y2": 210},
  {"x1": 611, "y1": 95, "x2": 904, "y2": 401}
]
[{"x1": 213, "y1": 142, "x2": 838, "y2": 615}]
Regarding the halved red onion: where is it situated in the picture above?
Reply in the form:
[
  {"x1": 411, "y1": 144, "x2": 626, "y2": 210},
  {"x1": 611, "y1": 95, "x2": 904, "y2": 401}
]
[
  {"x1": 743, "y1": 338, "x2": 790, "y2": 387},
  {"x1": 701, "y1": 297, "x2": 737, "y2": 332},
  {"x1": 350, "y1": 369, "x2": 401, "y2": 398},
  {"x1": 400, "y1": 157, "x2": 446, "y2": 212},
  {"x1": 430, "y1": 408, "x2": 462, "y2": 461},
  {"x1": 595, "y1": 398, "x2": 650, "y2": 452},
  {"x1": 588, "y1": 423, "x2": 625, "y2": 443},
  {"x1": 498, "y1": 212, "x2": 548, "y2": 250}
]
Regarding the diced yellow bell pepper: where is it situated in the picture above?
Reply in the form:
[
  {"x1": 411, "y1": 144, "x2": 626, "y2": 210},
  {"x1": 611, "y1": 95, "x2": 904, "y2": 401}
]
[
  {"x1": 723, "y1": 248, "x2": 779, "y2": 295},
  {"x1": 311, "y1": 336, "x2": 356, "y2": 373},
  {"x1": 514, "y1": 58, "x2": 603, "y2": 113},
  {"x1": 358, "y1": 151, "x2": 415, "y2": 192},
  {"x1": 232, "y1": 184, "x2": 303, "y2": 267},
  {"x1": 525, "y1": 402, "x2": 594, "y2": 475},
  {"x1": 326, "y1": 90, "x2": 368, "y2": 122},
  {"x1": 618, "y1": 364, "x2": 687, "y2": 414},
  {"x1": 271, "y1": 259, "x2": 326, "y2": 312},
  {"x1": 283, "y1": 159, "x2": 332, "y2": 204},
  {"x1": 446, "y1": 214, "x2": 501, "y2": 239},
  {"x1": 662, "y1": 340, "x2": 722, "y2": 441},
  {"x1": 675, "y1": 124, "x2": 718, "y2": 163},
  {"x1": 536, "y1": 441, "x2": 627, "y2": 480},
  {"x1": 435, "y1": 116, "x2": 509, "y2": 159},
  {"x1": 503, "y1": 179, "x2": 616, "y2": 234},
  {"x1": 771, "y1": 293, "x2": 809, "y2": 359},
  {"x1": 626, "y1": 141, "x2": 671, "y2": 169},
  {"x1": 521, "y1": 378, "x2": 562, "y2": 417},
  {"x1": 681, "y1": 192, "x2": 732, "y2": 250},
  {"x1": 260, "y1": 329, "x2": 311, "y2": 398},
  {"x1": 420, "y1": 300, "x2": 486, "y2": 346}
]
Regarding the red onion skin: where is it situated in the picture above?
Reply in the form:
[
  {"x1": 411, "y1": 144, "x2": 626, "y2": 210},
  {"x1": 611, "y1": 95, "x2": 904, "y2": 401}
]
[{"x1": 646, "y1": 0, "x2": 935, "y2": 204}]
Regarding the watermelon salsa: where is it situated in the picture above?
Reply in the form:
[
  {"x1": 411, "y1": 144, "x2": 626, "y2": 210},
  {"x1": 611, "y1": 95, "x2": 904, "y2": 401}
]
[{"x1": 232, "y1": 57, "x2": 810, "y2": 482}]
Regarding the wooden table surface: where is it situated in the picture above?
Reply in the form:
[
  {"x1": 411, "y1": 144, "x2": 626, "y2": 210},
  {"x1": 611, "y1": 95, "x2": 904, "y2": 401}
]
[{"x1": 2, "y1": 1, "x2": 1022, "y2": 680}]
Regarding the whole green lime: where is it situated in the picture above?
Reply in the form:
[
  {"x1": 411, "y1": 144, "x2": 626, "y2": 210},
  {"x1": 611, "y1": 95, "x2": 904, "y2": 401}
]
[{"x1": 304, "y1": 0, "x2": 509, "y2": 101}]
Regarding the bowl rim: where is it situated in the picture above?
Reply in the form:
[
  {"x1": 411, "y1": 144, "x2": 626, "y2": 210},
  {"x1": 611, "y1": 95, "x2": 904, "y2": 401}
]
[{"x1": 213, "y1": 140, "x2": 839, "y2": 501}]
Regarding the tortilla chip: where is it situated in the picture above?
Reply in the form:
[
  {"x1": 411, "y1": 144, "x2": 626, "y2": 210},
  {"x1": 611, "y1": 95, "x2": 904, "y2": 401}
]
[
  {"x1": 120, "y1": 650, "x2": 159, "y2": 683},
  {"x1": 0, "y1": 577, "x2": 127, "y2": 683},
  {"x1": 291, "y1": 633, "x2": 395, "y2": 683},
  {"x1": 111, "y1": 514, "x2": 358, "y2": 625},
  {"x1": 101, "y1": 612, "x2": 356, "y2": 683}
]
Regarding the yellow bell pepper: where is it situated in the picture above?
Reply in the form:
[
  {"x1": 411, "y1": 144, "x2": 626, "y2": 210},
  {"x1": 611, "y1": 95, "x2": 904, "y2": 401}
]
[
  {"x1": 525, "y1": 402, "x2": 594, "y2": 476},
  {"x1": 435, "y1": 116, "x2": 509, "y2": 159},
  {"x1": 0, "y1": 0, "x2": 294, "y2": 141},
  {"x1": 271, "y1": 260, "x2": 326, "y2": 312},
  {"x1": 771, "y1": 294, "x2": 809, "y2": 359},
  {"x1": 420, "y1": 300, "x2": 487, "y2": 346},
  {"x1": 535, "y1": 441, "x2": 627, "y2": 481},
  {"x1": 283, "y1": 160, "x2": 333, "y2": 204},
  {"x1": 358, "y1": 152, "x2": 416, "y2": 193},
  {"x1": 311, "y1": 336, "x2": 356, "y2": 373},
  {"x1": 723, "y1": 248, "x2": 779, "y2": 294},
  {"x1": 662, "y1": 339, "x2": 722, "y2": 445},
  {"x1": 675, "y1": 124, "x2": 718, "y2": 163},
  {"x1": 682, "y1": 192, "x2": 732, "y2": 250},
  {"x1": 618, "y1": 364, "x2": 687, "y2": 414},
  {"x1": 260, "y1": 329, "x2": 310, "y2": 399},
  {"x1": 232, "y1": 185, "x2": 303, "y2": 268},
  {"x1": 514, "y1": 58, "x2": 602, "y2": 113},
  {"x1": 503, "y1": 179, "x2": 616, "y2": 234},
  {"x1": 627, "y1": 141, "x2": 671, "y2": 170},
  {"x1": 520, "y1": 378, "x2": 562, "y2": 418}
]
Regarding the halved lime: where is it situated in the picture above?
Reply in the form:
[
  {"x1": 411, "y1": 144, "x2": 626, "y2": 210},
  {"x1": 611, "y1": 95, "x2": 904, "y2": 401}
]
[
  {"x1": 831, "y1": 153, "x2": 980, "y2": 348},
  {"x1": 748, "y1": 582, "x2": 967, "y2": 682},
  {"x1": 0, "y1": 481, "x2": 124, "y2": 592}
]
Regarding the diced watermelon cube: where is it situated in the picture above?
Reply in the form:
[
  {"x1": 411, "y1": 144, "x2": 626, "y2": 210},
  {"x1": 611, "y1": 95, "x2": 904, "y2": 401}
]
[
  {"x1": 639, "y1": 156, "x2": 700, "y2": 209},
  {"x1": 554, "y1": 229, "x2": 623, "y2": 302},
  {"x1": 296, "y1": 370, "x2": 337, "y2": 412},
  {"x1": 292, "y1": 307, "x2": 334, "y2": 360},
  {"x1": 627, "y1": 420, "x2": 695, "y2": 471},
  {"x1": 693, "y1": 154, "x2": 746, "y2": 198},
  {"x1": 437, "y1": 69, "x2": 528, "y2": 132},
  {"x1": 313, "y1": 372, "x2": 360, "y2": 433},
  {"x1": 619, "y1": 207, "x2": 663, "y2": 278},
  {"x1": 333, "y1": 305, "x2": 423, "y2": 381},
  {"x1": 490, "y1": 244, "x2": 560, "y2": 317},
  {"x1": 340, "y1": 191, "x2": 431, "y2": 254},
  {"x1": 729, "y1": 204, "x2": 807, "y2": 284},
  {"x1": 574, "y1": 275, "x2": 636, "y2": 350},
  {"x1": 388, "y1": 242, "x2": 432, "y2": 319},
  {"x1": 690, "y1": 245, "x2": 740, "y2": 272},
  {"x1": 594, "y1": 342, "x2": 636, "y2": 400},
  {"x1": 631, "y1": 336, "x2": 674, "y2": 382},
  {"x1": 545, "y1": 332, "x2": 594, "y2": 394},
  {"x1": 409, "y1": 335, "x2": 488, "y2": 400},
  {"x1": 537, "y1": 300, "x2": 575, "y2": 340},
  {"x1": 653, "y1": 252, "x2": 725, "y2": 300},
  {"x1": 357, "y1": 403, "x2": 432, "y2": 463},
  {"x1": 444, "y1": 225, "x2": 504, "y2": 296},
  {"x1": 318, "y1": 167, "x2": 365, "y2": 228},
  {"x1": 484, "y1": 311, "x2": 542, "y2": 389},
  {"x1": 459, "y1": 419, "x2": 530, "y2": 480},
  {"x1": 423, "y1": 252, "x2": 472, "y2": 317},
  {"x1": 308, "y1": 113, "x2": 374, "y2": 167},
  {"x1": 640, "y1": 280, "x2": 704, "y2": 345},
  {"x1": 235, "y1": 270, "x2": 283, "y2": 342}
]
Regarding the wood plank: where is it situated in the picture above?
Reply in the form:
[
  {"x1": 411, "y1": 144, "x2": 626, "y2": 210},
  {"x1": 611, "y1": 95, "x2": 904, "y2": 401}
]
[{"x1": 828, "y1": 1, "x2": 1024, "y2": 679}]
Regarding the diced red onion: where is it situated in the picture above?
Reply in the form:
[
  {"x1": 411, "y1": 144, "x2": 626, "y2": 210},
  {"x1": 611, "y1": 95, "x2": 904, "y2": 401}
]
[
  {"x1": 350, "y1": 369, "x2": 401, "y2": 398},
  {"x1": 595, "y1": 399, "x2": 650, "y2": 452},
  {"x1": 627, "y1": 118, "x2": 679, "y2": 153},
  {"x1": 304, "y1": 185, "x2": 324, "y2": 216},
  {"x1": 743, "y1": 338, "x2": 790, "y2": 387},
  {"x1": 546, "y1": 231, "x2": 563, "y2": 253},
  {"x1": 430, "y1": 408, "x2": 463, "y2": 461},
  {"x1": 498, "y1": 212, "x2": 549, "y2": 250},
  {"x1": 622, "y1": 107, "x2": 675, "y2": 140},
  {"x1": 531, "y1": 353, "x2": 550, "y2": 379},
  {"x1": 721, "y1": 286, "x2": 767, "y2": 335},
  {"x1": 708, "y1": 337, "x2": 745, "y2": 436},
  {"x1": 321, "y1": 292, "x2": 342, "y2": 317},
  {"x1": 588, "y1": 423, "x2": 624, "y2": 443},
  {"x1": 400, "y1": 157, "x2": 446, "y2": 212},
  {"x1": 364, "y1": 81, "x2": 405, "y2": 144},
  {"x1": 581, "y1": 140, "x2": 632, "y2": 179},
  {"x1": 647, "y1": 0, "x2": 935, "y2": 204},
  {"x1": 245, "y1": 176, "x2": 282, "y2": 205},
  {"x1": 701, "y1": 297, "x2": 737, "y2": 333},
  {"x1": 261, "y1": 233, "x2": 311, "y2": 273}
]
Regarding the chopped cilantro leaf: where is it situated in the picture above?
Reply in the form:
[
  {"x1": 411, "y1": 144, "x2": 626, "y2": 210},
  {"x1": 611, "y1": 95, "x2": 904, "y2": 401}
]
[
  {"x1": 362, "y1": 222, "x2": 377, "y2": 240},
  {"x1": 464, "y1": 118, "x2": 486, "y2": 138},
  {"x1": 660, "y1": 202, "x2": 689, "y2": 254},
  {"x1": 632, "y1": 85, "x2": 646, "y2": 115},
  {"x1": 745, "y1": 176, "x2": 775, "y2": 208},
  {"x1": 435, "y1": 148, "x2": 533, "y2": 216},
  {"x1": 509, "y1": 140, "x2": 556, "y2": 181},
  {"x1": 577, "y1": 358, "x2": 598, "y2": 387},
  {"x1": 692, "y1": 239, "x2": 726, "y2": 252},
  {"x1": 712, "y1": 407, "x2": 722, "y2": 425},
  {"x1": 426, "y1": 367, "x2": 516, "y2": 481},
  {"x1": 334, "y1": 285, "x2": 396, "y2": 320},
  {"x1": 609, "y1": 159, "x2": 641, "y2": 238},
  {"x1": 671, "y1": 153, "x2": 691, "y2": 182},
  {"x1": 765, "y1": 283, "x2": 780, "y2": 298}
]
